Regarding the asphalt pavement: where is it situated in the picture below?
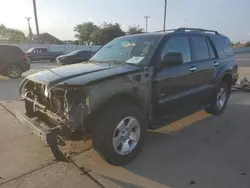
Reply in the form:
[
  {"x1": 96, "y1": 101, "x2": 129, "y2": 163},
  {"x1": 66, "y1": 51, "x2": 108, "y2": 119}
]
[{"x1": 0, "y1": 54, "x2": 250, "y2": 188}]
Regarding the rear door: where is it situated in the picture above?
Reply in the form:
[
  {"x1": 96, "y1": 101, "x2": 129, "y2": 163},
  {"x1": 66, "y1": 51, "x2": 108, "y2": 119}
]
[
  {"x1": 190, "y1": 35, "x2": 217, "y2": 105},
  {"x1": 154, "y1": 35, "x2": 200, "y2": 116}
]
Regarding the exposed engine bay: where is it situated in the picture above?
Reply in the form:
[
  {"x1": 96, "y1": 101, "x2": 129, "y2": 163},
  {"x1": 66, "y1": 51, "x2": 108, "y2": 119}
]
[{"x1": 20, "y1": 79, "x2": 89, "y2": 133}]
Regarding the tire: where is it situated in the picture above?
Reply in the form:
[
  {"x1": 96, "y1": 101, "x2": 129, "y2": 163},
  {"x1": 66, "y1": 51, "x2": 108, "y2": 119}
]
[
  {"x1": 7, "y1": 64, "x2": 22, "y2": 79},
  {"x1": 92, "y1": 103, "x2": 146, "y2": 166},
  {"x1": 205, "y1": 81, "x2": 230, "y2": 115}
]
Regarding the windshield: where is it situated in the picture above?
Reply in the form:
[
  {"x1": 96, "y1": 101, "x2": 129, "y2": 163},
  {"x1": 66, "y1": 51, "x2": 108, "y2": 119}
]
[
  {"x1": 68, "y1": 50, "x2": 80, "y2": 55},
  {"x1": 90, "y1": 35, "x2": 162, "y2": 65}
]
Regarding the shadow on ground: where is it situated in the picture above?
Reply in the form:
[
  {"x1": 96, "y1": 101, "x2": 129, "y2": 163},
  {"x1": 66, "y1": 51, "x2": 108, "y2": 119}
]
[{"x1": 120, "y1": 103, "x2": 250, "y2": 188}]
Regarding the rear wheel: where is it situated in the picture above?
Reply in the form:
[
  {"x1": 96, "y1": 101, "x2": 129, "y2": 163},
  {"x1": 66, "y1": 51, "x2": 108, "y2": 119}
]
[
  {"x1": 7, "y1": 64, "x2": 22, "y2": 79},
  {"x1": 92, "y1": 103, "x2": 146, "y2": 166},
  {"x1": 205, "y1": 81, "x2": 230, "y2": 115}
]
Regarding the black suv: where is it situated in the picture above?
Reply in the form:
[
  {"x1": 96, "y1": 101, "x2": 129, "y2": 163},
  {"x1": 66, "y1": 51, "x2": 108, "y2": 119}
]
[
  {"x1": 0, "y1": 45, "x2": 30, "y2": 78},
  {"x1": 20, "y1": 28, "x2": 238, "y2": 165}
]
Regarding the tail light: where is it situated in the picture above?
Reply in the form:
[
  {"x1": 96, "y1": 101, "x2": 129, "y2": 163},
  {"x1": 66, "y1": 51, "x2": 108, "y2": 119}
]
[{"x1": 24, "y1": 55, "x2": 29, "y2": 61}]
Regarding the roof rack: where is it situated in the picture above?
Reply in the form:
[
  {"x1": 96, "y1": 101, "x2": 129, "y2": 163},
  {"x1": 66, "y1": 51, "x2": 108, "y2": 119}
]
[
  {"x1": 153, "y1": 27, "x2": 220, "y2": 35},
  {"x1": 154, "y1": 29, "x2": 176, "y2": 33},
  {"x1": 175, "y1": 27, "x2": 219, "y2": 34}
]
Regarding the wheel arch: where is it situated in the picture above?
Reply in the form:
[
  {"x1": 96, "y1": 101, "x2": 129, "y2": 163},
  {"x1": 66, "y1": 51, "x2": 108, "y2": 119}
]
[
  {"x1": 217, "y1": 72, "x2": 233, "y2": 94},
  {"x1": 83, "y1": 92, "x2": 147, "y2": 133}
]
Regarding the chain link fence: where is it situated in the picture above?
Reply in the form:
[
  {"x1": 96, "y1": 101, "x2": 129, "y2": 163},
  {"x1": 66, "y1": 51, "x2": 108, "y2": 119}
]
[{"x1": 0, "y1": 40, "x2": 102, "y2": 54}]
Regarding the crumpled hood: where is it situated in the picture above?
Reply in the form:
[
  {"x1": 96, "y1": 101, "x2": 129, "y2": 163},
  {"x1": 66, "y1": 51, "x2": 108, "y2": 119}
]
[{"x1": 24, "y1": 62, "x2": 140, "y2": 89}]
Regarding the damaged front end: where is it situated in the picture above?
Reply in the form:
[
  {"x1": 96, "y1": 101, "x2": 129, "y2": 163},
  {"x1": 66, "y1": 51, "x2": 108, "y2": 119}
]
[{"x1": 20, "y1": 79, "x2": 90, "y2": 137}]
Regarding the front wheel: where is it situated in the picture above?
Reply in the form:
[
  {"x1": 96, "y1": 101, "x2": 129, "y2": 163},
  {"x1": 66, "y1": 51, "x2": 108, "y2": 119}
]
[
  {"x1": 92, "y1": 103, "x2": 146, "y2": 166},
  {"x1": 205, "y1": 82, "x2": 230, "y2": 115}
]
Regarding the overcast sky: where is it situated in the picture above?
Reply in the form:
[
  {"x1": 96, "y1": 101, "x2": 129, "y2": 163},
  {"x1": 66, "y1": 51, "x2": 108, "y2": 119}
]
[{"x1": 0, "y1": 0, "x2": 249, "y2": 42}]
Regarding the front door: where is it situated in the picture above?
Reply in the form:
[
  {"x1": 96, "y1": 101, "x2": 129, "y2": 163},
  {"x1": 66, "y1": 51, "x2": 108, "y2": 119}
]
[{"x1": 154, "y1": 36, "x2": 199, "y2": 117}]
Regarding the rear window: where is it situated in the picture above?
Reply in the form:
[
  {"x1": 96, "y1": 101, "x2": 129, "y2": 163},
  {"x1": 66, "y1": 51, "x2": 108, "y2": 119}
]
[
  {"x1": 0, "y1": 45, "x2": 24, "y2": 56},
  {"x1": 212, "y1": 36, "x2": 234, "y2": 58}
]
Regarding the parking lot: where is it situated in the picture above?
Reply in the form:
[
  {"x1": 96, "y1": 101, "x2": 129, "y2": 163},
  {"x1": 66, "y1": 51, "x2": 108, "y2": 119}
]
[{"x1": 0, "y1": 53, "x2": 250, "y2": 188}]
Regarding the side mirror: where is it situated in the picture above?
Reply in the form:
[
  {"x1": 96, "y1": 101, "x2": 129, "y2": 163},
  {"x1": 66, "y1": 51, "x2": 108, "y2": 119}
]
[{"x1": 162, "y1": 52, "x2": 183, "y2": 66}]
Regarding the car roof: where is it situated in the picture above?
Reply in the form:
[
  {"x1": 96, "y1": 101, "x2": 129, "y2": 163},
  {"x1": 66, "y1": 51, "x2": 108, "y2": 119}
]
[
  {"x1": 127, "y1": 27, "x2": 226, "y2": 38},
  {"x1": 0, "y1": 44, "x2": 20, "y2": 48}
]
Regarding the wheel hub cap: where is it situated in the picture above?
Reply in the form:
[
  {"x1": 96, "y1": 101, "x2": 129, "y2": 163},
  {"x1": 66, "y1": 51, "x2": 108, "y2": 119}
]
[
  {"x1": 9, "y1": 65, "x2": 20, "y2": 78},
  {"x1": 112, "y1": 116, "x2": 140, "y2": 156},
  {"x1": 216, "y1": 88, "x2": 226, "y2": 109}
]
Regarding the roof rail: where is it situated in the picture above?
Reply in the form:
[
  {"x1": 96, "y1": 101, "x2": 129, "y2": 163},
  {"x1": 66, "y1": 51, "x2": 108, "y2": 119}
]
[
  {"x1": 154, "y1": 29, "x2": 176, "y2": 33},
  {"x1": 175, "y1": 27, "x2": 219, "y2": 35}
]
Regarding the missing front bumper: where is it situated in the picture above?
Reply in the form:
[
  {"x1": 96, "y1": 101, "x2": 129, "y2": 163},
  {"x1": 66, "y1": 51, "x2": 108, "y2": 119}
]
[{"x1": 15, "y1": 111, "x2": 60, "y2": 145}]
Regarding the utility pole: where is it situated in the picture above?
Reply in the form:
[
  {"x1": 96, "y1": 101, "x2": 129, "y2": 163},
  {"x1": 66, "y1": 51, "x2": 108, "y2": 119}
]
[
  {"x1": 33, "y1": 0, "x2": 40, "y2": 35},
  {"x1": 163, "y1": 0, "x2": 167, "y2": 31},
  {"x1": 25, "y1": 17, "x2": 33, "y2": 38},
  {"x1": 144, "y1": 16, "x2": 150, "y2": 32}
]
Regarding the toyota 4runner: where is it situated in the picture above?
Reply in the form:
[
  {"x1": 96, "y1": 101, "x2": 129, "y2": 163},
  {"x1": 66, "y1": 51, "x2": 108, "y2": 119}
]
[{"x1": 19, "y1": 28, "x2": 239, "y2": 165}]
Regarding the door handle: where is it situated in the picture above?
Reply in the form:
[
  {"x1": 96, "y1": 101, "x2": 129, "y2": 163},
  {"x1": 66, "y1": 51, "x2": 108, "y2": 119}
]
[
  {"x1": 190, "y1": 67, "x2": 197, "y2": 72},
  {"x1": 213, "y1": 62, "x2": 219, "y2": 66}
]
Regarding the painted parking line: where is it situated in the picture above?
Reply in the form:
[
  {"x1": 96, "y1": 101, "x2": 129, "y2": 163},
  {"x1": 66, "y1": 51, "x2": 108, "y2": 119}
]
[
  {"x1": 0, "y1": 76, "x2": 8, "y2": 80},
  {"x1": 153, "y1": 110, "x2": 211, "y2": 134}
]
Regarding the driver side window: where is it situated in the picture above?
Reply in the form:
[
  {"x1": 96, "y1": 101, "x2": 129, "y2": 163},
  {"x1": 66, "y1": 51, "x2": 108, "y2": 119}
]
[{"x1": 161, "y1": 37, "x2": 191, "y2": 63}]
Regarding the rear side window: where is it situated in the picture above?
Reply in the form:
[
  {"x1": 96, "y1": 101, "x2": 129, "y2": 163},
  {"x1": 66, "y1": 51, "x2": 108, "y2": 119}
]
[
  {"x1": 207, "y1": 39, "x2": 216, "y2": 59},
  {"x1": 211, "y1": 36, "x2": 234, "y2": 58},
  {"x1": 192, "y1": 36, "x2": 210, "y2": 61},
  {"x1": 220, "y1": 37, "x2": 234, "y2": 56},
  {"x1": 161, "y1": 36, "x2": 191, "y2": 63}
]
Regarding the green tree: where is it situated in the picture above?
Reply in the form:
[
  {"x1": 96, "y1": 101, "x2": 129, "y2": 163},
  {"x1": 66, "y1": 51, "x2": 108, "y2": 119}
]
[
  {"x1": 235, "y1": 41, "x2": 240, "y2": 46},
  {"x1": 0, "y1": 24, "x2": 26, "y2": 41},
  {"x1": 127, "y1": 25, "x2": 144, "y2": 35},
  {"x1": 74, "y1": 22, "x2": 98, "y2": 45},
  {"x1": 94, "y1": 22, "x2": 125, "y2": 45},
  {"x1": 245, "y1": 41, "x2": 250, "y2": 47},
  {"x1": 90, "y1": 27, "x2": 103, "y2": 45}
]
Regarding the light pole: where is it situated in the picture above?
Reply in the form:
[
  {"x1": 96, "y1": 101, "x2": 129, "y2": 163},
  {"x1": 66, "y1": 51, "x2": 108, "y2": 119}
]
[
  {"x1": 33, "y1": 0, "x2": 40, "y2": 35},
  {"x1": 163, "y1": 0, "x2": 167, "y2": 31},
  {"x1": 144, "y1": 16, "x2": 150, "y2": 32},
  {"x1": 25, "y1": 17, "x2": 33, "y2": 37}
]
